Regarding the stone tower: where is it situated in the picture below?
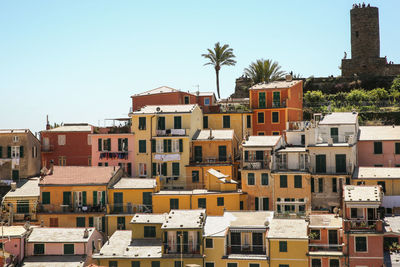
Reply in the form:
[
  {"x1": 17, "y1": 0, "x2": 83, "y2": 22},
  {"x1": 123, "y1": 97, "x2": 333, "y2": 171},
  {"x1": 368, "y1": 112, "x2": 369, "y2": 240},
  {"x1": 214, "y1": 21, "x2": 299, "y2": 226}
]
[{"x1": 341, "y1": 4, "x2": 400, "y2": 77}]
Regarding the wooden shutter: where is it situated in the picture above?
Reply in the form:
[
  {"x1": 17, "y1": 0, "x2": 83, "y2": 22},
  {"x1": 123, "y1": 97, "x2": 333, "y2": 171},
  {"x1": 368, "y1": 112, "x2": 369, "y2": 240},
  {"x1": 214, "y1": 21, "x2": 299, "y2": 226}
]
[
  {"x1": 179, "y1": 139, "x2": 183, "y2": 152},
  {"x1": 101, "y1": 191, "x2": 105, "y2": 205},
  {"x1": 93, "y1": 191, "x2": 98, "y2": 205},
  {"x1": 19, "y1": 146, "x2": 24, "y2": 158},
  {"x1": 7, "y1": 146, "x2": 11, "y2": 158},
  {"x1": 118, "y1": 139, "x2": 122, "y2": 151},
  {"x1": 151, "y1": 140, "x2": 156, "y2": 152},
  {"x1": 42, "y1": 192, "x2": 50, "y2": 204},
  {"x1": 98, "y1": 139, "x2": 102, "y2": 151},
  {"x1": 167, "y1": 139, "x2": 172, "y2": 152},
  {"x1": 162, "y1": 163, "x2": 167, "y2": 176},
  {"x1": 82, "y1": 191, "x2": 87, "y2": 206},
  {"x1": 0, "y1": 146, "x2": 2, "y2": 158},
  {"x1": 152, "y1": 163, "x2": 157, "y2": 176}
]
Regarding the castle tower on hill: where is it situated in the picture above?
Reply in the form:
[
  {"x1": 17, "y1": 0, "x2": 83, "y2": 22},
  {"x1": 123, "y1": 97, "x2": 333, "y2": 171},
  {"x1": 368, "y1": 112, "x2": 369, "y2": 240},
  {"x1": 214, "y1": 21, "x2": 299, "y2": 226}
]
[{"x1": 341, "y1": 4, "x2": 400, "y2": 77}]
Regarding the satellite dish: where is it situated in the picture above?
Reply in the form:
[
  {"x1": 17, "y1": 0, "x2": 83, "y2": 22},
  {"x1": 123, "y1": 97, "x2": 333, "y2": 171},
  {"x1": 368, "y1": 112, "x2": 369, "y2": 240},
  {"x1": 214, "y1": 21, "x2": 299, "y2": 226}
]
[
  {"x1": 264, "y1": 221, "x2": 269, "y2": 227},
  {"x1": 156, "y1": 107, "x2": 161, "y2": 112}
]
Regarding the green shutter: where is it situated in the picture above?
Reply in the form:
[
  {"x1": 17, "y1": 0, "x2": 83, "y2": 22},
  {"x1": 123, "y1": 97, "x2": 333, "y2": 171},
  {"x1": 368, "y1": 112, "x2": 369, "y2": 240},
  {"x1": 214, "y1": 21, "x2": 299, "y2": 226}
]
[
  {"x1": 280, "y1": 175, "x2": 288, "y2": 188},
  {"x1": 82, "y1": 191, "x2": 87, "y2": 206},
  {"x1": 89, "y1": 217, "x2": 94, "y2": 227},
  {"x1": 93, "y1": 191, "x2": 98, "y2": 205},
  {"x1": 34, "y1": 244, "x2": 45, "y2": 255},
  {"x1": 174, "y1": 116, "x2": 182, "y2": 129},
  {"x1": 255, "y1": 197, "x2": 259, "y2": 210},
  {"x1": 316, "y1": 155, "x2": 326, "y2": 173},
  {"x1": 163, "y1": 140, "x2": 168, "y2": 152},
  {"x1": 42, "y1": 192, "x2": 50, "y2": 205},
  {"x1": 76, "y1": 217, "x2": 85, "y2": 227},
  {"x1": 98, "y1": 139, "x2": 102, "y2": 151},
  {"x1": 335, "y1": 154, "x2": 346, "y2": 173},
  {"x1": 396, "y1": 143, "x2": 400, "y2": 154},
  {"x1": 374, "y1": 142, "x2": 382, "y2": 154},
  {"x1": 261, "y1": 173, "x2": 268, "y2": 185},
  {"x1": 162, "y1": 163, "x2": 167, "y2": 176},
  {"x1": 101, "y1": 191, "x2": 105, "y2": 205},
  {"x1": 203, "y1": 116, "x2": 208, "y2": 128},
  {"x1": 152, "y1": 163, "x2": 157, "y2": 176},
  {"x1": 7, "y1": 146, "x2": 11, "y2": 158},
  {"x1": 19, "y1": 146, "x2": 24, "y2": 158},
  {"x1": 168, "y1": 139, "x2": 172, "y2": 152},
  {"x1": 218, "y1": 146, "x2": 227, "y2": 161},
  {"x1": 118, "y1": 139, "x2": 122, "y2": 151},
  {"x1": 179, "y1": 139, "x2": 183, "y2": 152},
  {"x1": 194, "y1": 146, "x2": 202, "y2": 162},
  {"x1": 273, "y1": 91, "x2": 280, "y2": 107},
  {"x1": 259, "y1": 92, "x2": 266, "y2": 108},
  {"x1": 63, "y1": 192, "x2": 71, "y2": 205},
  {"x1": 294, "y1": 175, "x2": 302, "y2": 188},
  {"x1": 151, "y1": 140, "x2": 156, "y2": 152},
  {"x1": 172, "y1": 163, "x2": 179, "y2": 176},
  {"x1": 64, "y1": 244, "x2": 74, "y2": 255},
  {"x1": 139, "y1": 140, "x2": 146, "y2": 153},
  {"x1": 198, "y1": 198, "x2": 206, "y2": 208},
  {"x1": 0, "y1": 146, "x2": 2, "y2": 158}
]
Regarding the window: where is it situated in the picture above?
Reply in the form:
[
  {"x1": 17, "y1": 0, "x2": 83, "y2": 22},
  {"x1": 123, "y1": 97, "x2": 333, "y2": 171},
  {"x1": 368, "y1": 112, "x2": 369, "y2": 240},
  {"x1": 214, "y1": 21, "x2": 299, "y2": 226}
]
[
  {"x1": 13, "y1": 136, "x2": 19, "y2": 142},
  {"x1": 64, "y1": 244, "x2": 74, "y2": 255},
  {"x1": 378, "y1": 181, "x2": 386, "y2": 193},
  {"x1": 163, "y1": 139, "x2": 172, "y2": 152},
  {"x1": 32, "y1": 146, "x2": 38, "y2": 158},
  {"x1": 172, "y1": 139, "x2": 181, "y2": 153},
  {"x1": 258, "y1": 112, "x2": 264, "y2": 123},
  {"x1": 17, "y1": 200, "x2": 29, "y2": 213},
  {"x1": 301, "y1": 134, "x2": 305, "y2": 145},
  {"x1": 34, "y1": 244, "x2": 45, "y2": 255},
  {"x1": 102, "y1": 138, "x2": 111, "y2": 151},
  {"x1": 355, "y1": 236, "x2": 367, "y2": 252},
  {"x1": 258, "y1": 92, "x2": 266, "y2": 108},
  {"x1": 255, "y1": 197, "x2": 259, "y2": 210},
  {"x1": 139, "y1": 140, "x2": 146, "y2": 153},
  {"x1": 144, "y1": 226, "x2": 156, "y2": 238},
  {"x1": 203, "y1": 116, "x2": 208, "y2": 128},
  {"x1": 261, "y1": 173, "x2": 268, "y2": 185},
  {"x1": 198, "y1": 198, "x2": 206, "y2": 208},
  {"x1": 273, "y1": 91, "x2": 280, "y2": 107},
  {"x1": 218, "y1": 146, "x2": 227, "y2": 161},
  {"x1": 227, "y1": 264, "x2": 238, "y2": 267},
  {"x1": 58, "y1": 135, "x2": 66, "y2": 145},
  {"x1": 311, "y1": 178, "x2": 315, "y2": 193},
  {"x1": 76, "y1": 217, "x2": 85, "y2": 227},
  {"x1": 310, "y1": 229, "x2": 320, "y2": 240},
  {"x1": 205, "y1": 263, "x2": 214, "y2": 267},
  {"x1": 335, "y1": 154, "x2": 346, "y2": 173},
  {"x1": 205, "y1": 238, "x2": 213, "y2": 248},
  {"x1": 172, "y1": 162, "x2": 180, "y2": 176},
  {"x1": 217, "y1": 197, "x2": 224, "y2": 206},
  {"x1": 316, "y1": 155, "x2": 326, "y2": 173},
  {"x1": 192, "y1": 171, "x2": 199, "y2": 183},
  {"x1": 247, "y1": 173, "x2": 255, "y2": 185},
  {"x1": 312, "y1": 259, "x2": 321, "y2": 267},
  {"x1": 247, "y1": 115, "x2": 251, "y2": 128},
  {"x1": 118, "y1": 138, "x2": 128, "y2": 152},
  {"x1": 138, "y1": 117, "x2": 146, "y2": 130},
  {"x1": 131, "y1": 262, "x2": 140, "y2": 267},
  {"x1": 294, "y1": 175, "x2": 302, "y2": 188},
  {"x1": 11, "y1": 146, "x2": 20, "y2": 158},
  {"x1": 374, "y1": 141, "x2": 382, "y2": 154},
  {"x1": 332, "y1": 178, "x2": 337, "y2": 193},
  {"x1": 170, "y1": 199, "x2": 179, "y2": 209},
  {"x1": 184, "y1": 96, "x2": 190, "y2": 104},
  {"x1": 250, "y1": 264, "x2": 260, "y2": 267},
  {"x1": 262, "y1": 197, "x2": 269, "y2": 211},
  {"x1": 204, "y1": 98, "x2": 210, "y2": 105},
  {"x1": 174, "y1": 261, "x2": 183, "y2": 267},
  {"x1": 117, "y1": 217, "x2": 126, "y2": 230},
  {"x1": 258, "y1": 132, "x2": 265, "y2": 136},
  {"x1": 330, "y1": 127, "x2": 339, "y2": 143},
  {"x1": 109, "y1": 261, "x2": 118, "y2": 267},
  {"x1": 351, "y1": 208, "x2": 361, "y2": 218},
  {"x1": 280, "y1": 175, "x2": 288, "y2": 188},
  {"x1": 58, "y1": 156, "x2": 66, "y2": 166},
  {"x1": 279, "y1": 241, "x2": 287, "y2": 252},
  {"x1": 42, "y1": 192, "x2": 50, "y2": 205},
  {"x1": 318, "y1": 178, "x2": 323, "y2": 193},
  {"x1": 279, "y1": 265, "x2": 289, "y2": 267},
  {"x1": 151, "y1": 262, "x2": 160, "y2": 267},
  {"x1": 272, "y1": 131, "x2": 280, "y2": 136},
  {"x1": 330, "y1": 259, "x2": 340, "y2": 267},
  {"x1": 223, "y1": 115, "x2": 230, "y2": 128},
  {"x1": 396, "y1": 143, "x2": 400, "y2": 154},
  {"x1": 139, "y1": 163, "x2": 147, "y2": 177},
  {"x1": 272, "y1": 112, "x2": 279, "y2": 123},
  {"x1": 157, "y1": 117, "x2": 165, "y2": 130},
  {"x1": 174, "y1": 116, "x2": 182, "y2": 129}
]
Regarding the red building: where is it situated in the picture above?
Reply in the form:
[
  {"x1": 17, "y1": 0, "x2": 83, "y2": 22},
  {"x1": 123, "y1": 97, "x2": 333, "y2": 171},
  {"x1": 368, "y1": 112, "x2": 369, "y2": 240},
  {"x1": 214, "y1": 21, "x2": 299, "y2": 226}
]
[
  {"x1": 130, "y1": 86, "x2": 219, "y2": 113},
  {"x1": 40, "y1": 123, "x2": 94, "y2": 168},
  {"x1": 249, "y1": 76, "x2": 303, "y2": 136}
]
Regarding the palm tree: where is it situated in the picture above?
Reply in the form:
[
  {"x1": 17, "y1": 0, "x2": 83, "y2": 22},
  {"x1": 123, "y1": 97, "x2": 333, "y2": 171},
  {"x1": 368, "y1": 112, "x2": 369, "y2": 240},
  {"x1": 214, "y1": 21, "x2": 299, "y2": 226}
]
[
  {"x1": 202, "y1": 42, "x2": 236, "y2": 99},
  {"x1": 244, "y1": 59, "x2": 285, "y2": 85}
]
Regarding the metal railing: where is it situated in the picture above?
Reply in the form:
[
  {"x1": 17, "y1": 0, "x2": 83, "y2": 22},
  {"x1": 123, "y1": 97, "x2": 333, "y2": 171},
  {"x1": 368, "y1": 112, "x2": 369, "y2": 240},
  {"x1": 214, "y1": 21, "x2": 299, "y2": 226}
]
[
  {"x1": 344, "y1": 219, "x2": 383, "y2": 232},
  {"x1": 242, "y1": 160, "x2": 270, "y2": 170},
  {"x1": 190, "y1": 157, "x2": 234, "y2": 165},
  {"x1": 107, "y1": 203, "x2": 152, "y2": 214},
  {"x1": 163, "y1": 243, "x2": 201, "y2": 255},
  {"x1": 156, "y1": 129, "x2": 187, "y2": 136},
  {"x1": 275, "y1": 163, "x2": 310, "y2": 172},
  {"x1": 308, "y1": 244, "x2": 344, "y2": 252},
  {"x1": 37, "y1": 204, "x2": 105, "y2": 213},
  {"x1": 226, "y1": 244, "x2": 266, "y2": 255}
]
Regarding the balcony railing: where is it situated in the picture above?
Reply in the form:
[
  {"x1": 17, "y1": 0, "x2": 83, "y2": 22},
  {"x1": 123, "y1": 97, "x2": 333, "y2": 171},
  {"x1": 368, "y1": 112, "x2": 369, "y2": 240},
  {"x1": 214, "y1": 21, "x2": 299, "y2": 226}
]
[
  {"x1": 163, "y1": 243, "x2": 201, "y2": 255},
  {"x1": 344, "y1": 219, "x2": 383, "y2": 232},
  {"x1": 226, "y1": 245, "x2": 266, "y2": 255},
  {"x1": 156, "y1": 129, "x2": 187, "y2": 137},
  {"x1": 308, "y1": 244, "x2": 344, "y2": 252},
  {"x1": 37, "y1": 204, "x2": 105, "y2": 213},
  {"x1": 275, "y1": 163, "x2": 310, "y2": 172},
  {"x1": 242, "y1": 160, "x2": 270, "y2": 170},
  {"x1": 190, "y1": 157, "x2": 234, "y2": 165},
  {"x1": 107, "y1": 203, "x2": 152, "y2": 214}
]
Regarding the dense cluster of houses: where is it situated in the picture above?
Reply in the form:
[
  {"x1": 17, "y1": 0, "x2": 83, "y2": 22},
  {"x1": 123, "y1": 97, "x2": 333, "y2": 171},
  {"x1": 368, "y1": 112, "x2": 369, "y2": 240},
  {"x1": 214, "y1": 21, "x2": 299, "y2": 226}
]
[{"x1": 1, "y1": 76, "x2": 400, "y2": 266}]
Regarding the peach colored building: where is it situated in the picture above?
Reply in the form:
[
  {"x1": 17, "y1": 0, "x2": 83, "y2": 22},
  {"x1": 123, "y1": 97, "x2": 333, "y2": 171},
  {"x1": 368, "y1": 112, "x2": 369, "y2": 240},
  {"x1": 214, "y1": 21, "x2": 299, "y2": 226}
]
[
  {"x1": 358, "y1": 126, "x2": 400, "y2": 167},
  {"x1": 90, "y1": 133, "x2": 134, "y2": 176},
  {"x1": 0, "y1": 226, "x2": 28, "y2": 266}
]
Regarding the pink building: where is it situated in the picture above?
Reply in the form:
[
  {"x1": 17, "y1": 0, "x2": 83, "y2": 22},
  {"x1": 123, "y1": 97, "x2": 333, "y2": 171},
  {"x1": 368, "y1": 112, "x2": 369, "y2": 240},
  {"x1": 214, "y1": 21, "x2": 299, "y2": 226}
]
[
  {"x1": 90, "y1": 133, "x2": 134, "y2": 177},
  {"x1": 0, "y1": 226, "x2": 27, "y2": 266},
  {"x1": 358, "y1": 126, "x2": 400, "y2": 167},
  {"x1": 25, "y1": 227, "x2": 103, "y2": 266}
]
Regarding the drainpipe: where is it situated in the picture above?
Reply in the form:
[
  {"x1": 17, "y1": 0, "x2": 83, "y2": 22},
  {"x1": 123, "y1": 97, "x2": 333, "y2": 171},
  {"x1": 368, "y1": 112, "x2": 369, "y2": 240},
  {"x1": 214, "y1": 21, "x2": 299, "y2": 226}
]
[
  {"x1": 150, "y1": 115, "x2": 155, "y2": 178},
  {"x1": 268, "y1": 238, "x2": 271, "y2": 265}
]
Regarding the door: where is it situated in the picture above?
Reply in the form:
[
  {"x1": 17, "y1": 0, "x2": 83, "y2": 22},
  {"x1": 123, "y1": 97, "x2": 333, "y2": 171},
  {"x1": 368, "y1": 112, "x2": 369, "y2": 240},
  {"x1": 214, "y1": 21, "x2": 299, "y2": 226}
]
[
  {"x1": 230, "y1": 232, "x2": 241, "y2": 253},
  {"x1": 143, "y1": 192, "x2": 152, "y2": 212},
  {"x1": 328, "y1": 230, "x2": 338, "y2": 245},
  {"x1": 12, "y1": 170, "x2": 19, "y2": 181},
  {"x1": 335, "y1": 154, "x2": 347, "y2": 173},
  {"x1": 252, "y1": 232, "x2": 263, "y2": 253},
  {"x1": 330, "y1": 128, "x2": 339, "y2": 143},
  {"x1": 262, "y1": 198, "x2": 269, "y2": 211},
  {"x1": 316, "y1": 155, "x2": 326, "y2": 173},
  {"x1": 114, "y1": 192, "x2": 123, "y2": 213},
  {"x1": 367, "y1": 208, "x2": 375, "y2": 225}
]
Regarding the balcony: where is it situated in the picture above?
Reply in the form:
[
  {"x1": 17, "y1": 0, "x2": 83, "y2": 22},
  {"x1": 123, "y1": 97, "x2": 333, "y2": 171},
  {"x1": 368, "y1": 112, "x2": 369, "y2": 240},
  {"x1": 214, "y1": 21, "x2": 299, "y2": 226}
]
[
  {"x1": 156, "y1": 129, "x2": 187, "y2": 137},
  {"x1": 308, "y1": 244, "x2": 344, "y2": 254},
  {"x1": 242, "y1": 160, "x2": 270, "y2": 170},
  {"x1": 275, "y1": 163, "x2": 310, "y2": 172},
  {"x1": 37, "y1": 204, "x2": 105, "y2": 214},
  {"x1": 344, "y1": 219, "x2": 384, "y2": 233},
  {"x1": 190, "y1": 157, "x2": 234, "y2": 166},
  {"x1": 163, "y1": 243, "x2": 201, "y2": 256},
  {"x1": 41, "y1": 145, "x2": 54, "y2": 152},
  {"x1": 107, "y1": 203, "x2": 152, "y2": 214},
  {"x1": 287, "y1": 121, "x2": 306, "y2": 131},
  {"x1": 226, "y1": 244, "x2": 266, "y2": 255}
]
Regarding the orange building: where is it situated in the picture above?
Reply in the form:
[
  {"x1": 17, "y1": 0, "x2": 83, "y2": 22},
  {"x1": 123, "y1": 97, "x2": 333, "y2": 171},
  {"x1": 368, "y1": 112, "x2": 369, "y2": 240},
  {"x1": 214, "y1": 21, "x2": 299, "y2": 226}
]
[{"x1": 249, "y1": 76, "x2": 303, "y2": 136}]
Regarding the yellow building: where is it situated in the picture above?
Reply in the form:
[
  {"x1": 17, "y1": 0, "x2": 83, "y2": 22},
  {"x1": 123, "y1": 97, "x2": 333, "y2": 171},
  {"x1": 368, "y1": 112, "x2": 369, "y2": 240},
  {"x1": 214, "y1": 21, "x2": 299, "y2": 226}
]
[
  {"x1": 106, "y1": 177, "x2": 156, "y2": 236},
  {"x1": 93, "y1": 209, "x2": 205, "y2": 267},
  {"x1": 186, "y1": 129, "x2": 239, "y2": 188},
  {"x1": 37, "y1": 166, "x2": 122, "y2": 231},
  {"x1": 268, "y1": 219, "x2": 309, "y2": 267},
  {"x1": 2, "y1": 178, "x2": 40, "y2": 224},
  {"x1": 204, "y1": 111, "x2": 252, "y2": 141},
  {"x1": 131, "y1": 104, "x2": 203, "y2": 189},
  {"x1": 204, "y1": 211, "x2": 273, "y2": 267},
  {"x1": 241, "y1": 136, "x2": 283, "y2": 211}
]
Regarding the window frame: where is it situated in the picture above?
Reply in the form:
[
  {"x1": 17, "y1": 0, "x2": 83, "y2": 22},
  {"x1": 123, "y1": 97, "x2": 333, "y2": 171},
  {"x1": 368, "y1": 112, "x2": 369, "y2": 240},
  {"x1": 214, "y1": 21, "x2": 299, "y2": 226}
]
[
  {"x1": 247, "y1": 173, "x2": 255, "y2": 186},
  {"x1": 223, "y1": 115, "x2": 230, "y2": 128},
  {"x1": 355, "y1": 236, "x2": 367, "y2": 252},
  {"x1": 257, "y1": 112, "x2": 265, "y2": 124},
  {"x1": 280, "y1": 175, "x2": 288, "y2": 188},
  {"x1": 279, "y1": 241, "x2": 287, "y2": 252},
  {"x1": 374, "y1": 141, "x2": 383, "y2": 154},
  {"x1": 272, "y1": 111, "x2": 279, "y2": 123}
]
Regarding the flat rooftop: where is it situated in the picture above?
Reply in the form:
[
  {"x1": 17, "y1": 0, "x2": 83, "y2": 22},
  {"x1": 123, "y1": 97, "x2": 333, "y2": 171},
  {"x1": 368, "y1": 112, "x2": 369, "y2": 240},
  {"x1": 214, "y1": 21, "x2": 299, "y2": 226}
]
[
  {"x1": 344, "y1": 185, "x2": 382, "y2": 203},
  {"x1": 154, "y1": 189, "x2": 241, "y2": 195},
  {"x1": 44, "y1": 124, "x2": 92, "y2": 132},
  {"x1": 268, "y1": 219, "x2": 308, "y2": 239},
  {"x1": 93, "y1": 230, "x2": 162, "y2": 259},
  {"x1": 319, "y1": 112, "x2": 358, "y2": 125},
  {"x1": 28, "y1": 227, "x2": 96, "y2": 243},
  {"x1": 359, "y1": 126, "x2": 400, "y2": 141},
  {"x1": 40, "y1": 166, "x2": 117, "y2": 186},
  {"x1": 110, "y1": 178, "x2": 156, "y2": 189},
  {"x1": 384, "y1": 216, "x2": 400, "y2": 233},
  {"x1": 4, "y1": 178, "x2": 40, "y2": 198},
  {"x1": 130, "y1": 213, "x2": 166, "y2": 224},
  {"x1": 21, "y1": 255, "x2": 86, "y2": 267},
  {"x1": 161, "y1": 209, "x2": 205, "y2": 230},
  {"x1": 353, "y1": 167, "x2": 400, "y2": 179},
  {"x1": 277, "y1": 147, "x2": 307, "y2": 153},
  {"x1": 242, "y1": 136, "x2": 281, "y2": 147},
  {"x1": 132, "y1": 104, "x2": 198, "y2": 114},
  {"x1": 0, "y1": 226, "x2": 27, "y2": 237},
  {"x1": 249, "y1": 80, "x2": 301, "y2": 90},
  {"x1": 309, "y1": 214, "x2": 343, "y2": 228},
  {"x1": 192, "y1": 129, "x2": 235, "y2": 141}
]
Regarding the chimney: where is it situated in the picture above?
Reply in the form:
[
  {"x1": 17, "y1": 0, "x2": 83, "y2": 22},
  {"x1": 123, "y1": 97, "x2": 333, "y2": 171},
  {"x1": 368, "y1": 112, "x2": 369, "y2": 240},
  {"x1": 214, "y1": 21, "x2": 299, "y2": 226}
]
[
  {"x1": 97, "y1": 239, "x2": 102, "y2": 252},
  {"x1": 285, "y1": 74, "x2": 293, "y2": 82},
  {"x1": 48, "y1": 160, "x2": 54, "y2": 175},
  {"x1": 46, "y1": 115, "x2": 50, "y2": 130},
  {"x1": 208, "y1": 129, "x2": 214, "y2": 140},
  {"x1": 10, "y1": 182, "x2": 17, "y2": 191},
  {"x1": 83, "y1": 228, "x2": 89, "y2": 238}
]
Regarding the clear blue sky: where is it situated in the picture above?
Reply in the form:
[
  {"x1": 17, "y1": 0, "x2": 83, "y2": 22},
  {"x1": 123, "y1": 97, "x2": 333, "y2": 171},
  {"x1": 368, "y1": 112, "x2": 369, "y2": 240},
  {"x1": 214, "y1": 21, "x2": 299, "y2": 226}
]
[{"x1": 1, "y1": 0, "x2": 399, "y2": 134}]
